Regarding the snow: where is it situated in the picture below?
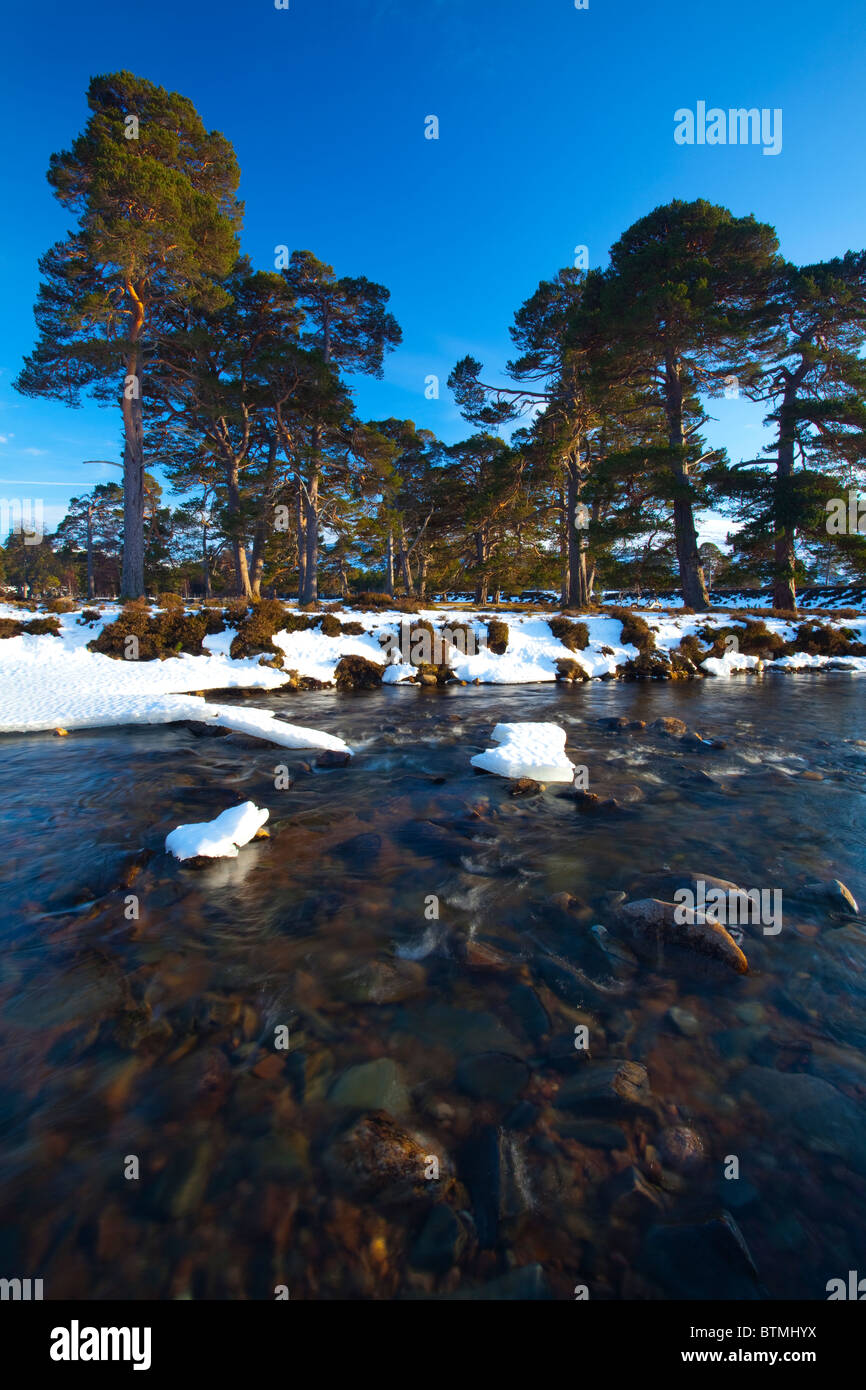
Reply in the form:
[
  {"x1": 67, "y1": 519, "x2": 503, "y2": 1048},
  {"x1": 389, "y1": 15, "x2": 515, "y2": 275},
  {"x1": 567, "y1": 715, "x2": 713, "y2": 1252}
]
[
  {"x1": 0, "y1": 607, "x2": 350, "y2": 749},
  {"x1": 470, "y1": 721, "x2": 576, "y2": 782},
  {"x1": 166, "y1": 800, "x2": 269, "y2": 861},
  {"x1": 1, "y1": 600, "x2": 864, "y2": 743},
  {"x1": 701, "y1": 651, "x2": 762, "y2": 677},
  {"x1": 272, "y1": 622, "x2": 389, "y2": 683}
]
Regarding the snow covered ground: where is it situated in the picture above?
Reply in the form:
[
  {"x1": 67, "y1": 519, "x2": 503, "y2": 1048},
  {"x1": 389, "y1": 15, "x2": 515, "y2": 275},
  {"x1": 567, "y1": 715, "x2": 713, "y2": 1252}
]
[{"x1": 1, "y1": 600, "x2": 865, "y2": 741}]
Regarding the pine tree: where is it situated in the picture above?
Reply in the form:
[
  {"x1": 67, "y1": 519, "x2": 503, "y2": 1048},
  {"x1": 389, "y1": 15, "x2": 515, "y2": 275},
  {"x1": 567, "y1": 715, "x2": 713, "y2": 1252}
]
[
  {"x1": 14, "y1": 71, "x2": 242, "y2": 597},
  {"x1": 598, "y1": 200, "x2": 779, "y2": 609},
  {"x1": 281, "y1": 252, "x2": 401, "y2": 602}
]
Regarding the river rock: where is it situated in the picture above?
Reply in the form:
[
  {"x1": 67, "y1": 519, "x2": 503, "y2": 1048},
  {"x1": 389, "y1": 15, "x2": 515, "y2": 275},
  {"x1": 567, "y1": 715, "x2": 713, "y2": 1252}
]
[
  {"x1": 328, "y1": 1058, "x2": 410, "y2": 1114},
  {"x1": 617, "y1": 897, "x2": 748, "y2": 974},
  {"x1": 734, "y1": 1066, "x2": 866, "y2": 1171},
  {"x1": 507, "y1": 983, "x2": 551, "y2": 1042},
  {"x1": 509, "y1": 777, "x2": 542, "y2": 796},
  {"x1": 607, "y1": 1164, "x2": 666, "y2": 1218},
  {"x1": 409, "y1": 1204, "x2": 468, "y2": 1274},
  {"x1": 460, "y1": 1124, "x2": 533, "y2": 1248},
  {"x1": 324, "y1": 1111, "x2": 446, "y2": 1204},
  {"x1": 802, "y1": 878, "x2": 859, "y2": 915},
  {"x1": 641, "y1": 1212, "x2": 762, "y2": 1299},
  {"x1": 555, "y1": 1058, "x2": 653, "y2": 1115},
  {"x1": 650, "y1": 717, "x2": 689, "y2": 737},
  {"x1": 333, "y1": 957, "x2": 427, "y2": 1005},
  {"x1": 456, "y1": 1052, "x2": 530, "y2": 1105},
  {"x1": 657, "y1": 1124, "x2": 705, "y2": 1173}
]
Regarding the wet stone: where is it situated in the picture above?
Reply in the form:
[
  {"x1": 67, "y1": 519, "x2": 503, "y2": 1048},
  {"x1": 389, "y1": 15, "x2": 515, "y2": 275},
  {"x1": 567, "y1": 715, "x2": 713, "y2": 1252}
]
[
  {"x1": 334, "y1": 958, "x2": 426, "y2": 1005},
  {"x1": 555, "y1": 1059, "x2": 653, "y2": 1116},
  {"x1": 507, "y1": 983, "x2": 550, "y2": 1042},
  {"x1": 455, "y1": 1052, "x2": 530, "y2": 1106},
  {"x1": 324, "y1": 1111, "x2": 446, "y2": 1205},
  {"x1": 328, "y1": 1058, "x2": 410, "y2": 1115},
  {"x1": 409, "y1": 1204, "x2": 468, "y2": 1274},
  {"x1": 640, "y1": 1213, "x2": 762, "y2": 1300}
]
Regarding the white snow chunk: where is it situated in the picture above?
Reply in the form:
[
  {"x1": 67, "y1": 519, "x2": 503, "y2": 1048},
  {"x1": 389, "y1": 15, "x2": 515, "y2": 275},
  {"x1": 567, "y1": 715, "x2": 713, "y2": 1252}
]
[
  {"x1": 166, "y1": 800, "x2": 269, "y2": 861},
  {"x1": 701, "y1": 651, "x2": 761, "y2": 677},
  {"x1": 470, "y1": 721, "x2": 575, "y2": 783}
]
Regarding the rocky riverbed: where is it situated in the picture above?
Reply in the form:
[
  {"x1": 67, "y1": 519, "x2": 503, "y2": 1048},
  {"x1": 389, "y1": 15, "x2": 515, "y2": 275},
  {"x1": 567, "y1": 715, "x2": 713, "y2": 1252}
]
[{"x1": 1, "y1": 677, "x2": 865, "y2": 1299}]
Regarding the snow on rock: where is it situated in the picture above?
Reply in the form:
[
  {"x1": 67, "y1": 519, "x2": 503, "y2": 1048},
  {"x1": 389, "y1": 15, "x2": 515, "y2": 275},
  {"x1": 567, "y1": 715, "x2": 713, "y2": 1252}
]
[
  {"x1": 701, "y1": 651, "x2": 762, "y2": 677},
  {"x1": 166, "y1": 800, "x2": 269, "y2": 861},
  {"x1": 470, "y1": 721, "x2": 575, "y2": 783},
  {"x1": 196, "y1": 701, "x2": 351, "y2": 751}
]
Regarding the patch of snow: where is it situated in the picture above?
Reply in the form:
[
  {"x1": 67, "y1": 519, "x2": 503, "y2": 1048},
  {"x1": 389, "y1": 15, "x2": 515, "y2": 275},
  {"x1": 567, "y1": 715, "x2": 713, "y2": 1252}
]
[
  {"x1": 470, "y1": 721, "x2": 575, "y2": 783},
  {"x1": 165, "y1": 800, "x2": 269, "y2": 861}
]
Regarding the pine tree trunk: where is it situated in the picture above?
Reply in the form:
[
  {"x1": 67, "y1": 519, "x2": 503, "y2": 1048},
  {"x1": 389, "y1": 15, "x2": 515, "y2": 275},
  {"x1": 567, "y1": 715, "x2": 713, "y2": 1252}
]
[
  {"x1": 202, "y1": 523, "x2": 211, "y2": 599},
  {"x1": 226, "y1": 465, "x2": 252, "y2": 598},
  {"x1": 385, "y1": 531, "x2": 395, "y2": 596},
  {"x1": 398, "y1": 525, "x2": 414, "y2": 594},
  {"x1": 120, "y1": 351, "x2": 145, "y2": 599},
  {"x1": 665, "y1": 354, "x2": 710, "y2": 610},
  {"x1": 474, "y1": 530, "x2": 489, "y2": 604},
  {"x1": 302, "y1": 475, "x2": 319, "y2": 605},
  {"x1": 86, "y1": 506, "x2": 94, "y2": 600},
  {"x1": 559, "y1": 485, "x2": 569, "y2": 606},
  {"x1": 773, "y1": 382, "x2": 799, "y2": 611},
  {"x1": 296, "y1": 480, "x2": 306, "y2": 604},
  {"x1": 565, "y1": 453, "x2": 590, "y2": 608}
]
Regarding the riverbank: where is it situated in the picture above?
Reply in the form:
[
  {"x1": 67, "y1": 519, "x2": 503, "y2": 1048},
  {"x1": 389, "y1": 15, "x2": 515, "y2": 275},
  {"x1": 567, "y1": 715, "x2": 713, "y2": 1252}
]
[{"x1": 2, "y1": 598, "x2": 865, "y2": 741}]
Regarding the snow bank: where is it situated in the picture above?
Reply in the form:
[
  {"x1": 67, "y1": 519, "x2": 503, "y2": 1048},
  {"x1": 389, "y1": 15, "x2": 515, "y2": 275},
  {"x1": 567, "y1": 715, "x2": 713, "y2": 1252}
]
[
  {"x1": 471, "y1": 721, "x2": 575, "y2": 782},
  {"x1": 166, "y1": 800, "x2": 269, "y2": 861},
  {"x1": 0, "y1": 608, "x2": 350, "y2": 749}
]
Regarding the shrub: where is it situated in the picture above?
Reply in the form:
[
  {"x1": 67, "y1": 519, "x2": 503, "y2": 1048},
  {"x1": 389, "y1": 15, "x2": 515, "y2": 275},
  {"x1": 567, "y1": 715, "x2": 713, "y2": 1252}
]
[
  {"x1": 155, "y1": 592, "x2": 185, "y2": 610},
  {"x1": 319, "y1": 613, "x2": 343, "y2": 638},
  {"x1": 47, "y1": 597, "x2": 77, "y2": 614},
  {"x1": 0, "y1": 615, "x2": 61, "y2": 639},
  {"x1": 77, "y1": 609, "x2": 102, "y2": 626},
  {"x1": 334, "y1": 654, "x2": 385, "y2": 689},
  {"x1": 88, "y1": 608, "x2": 208, "y2": 660},
  {"x1": 678, "y1": 633, "x2": 708, "y2": 665},
  {"x1": 229, "y1": 598, "x2": 288, "y2": 662},
  {"x1": 550, "y1": 615, "x2": 590, "y2": 651},
  {"x1": 788, "y1": 621, "x2": 866, "y2": 658},
  {"x1": 608, "y1": 606, "x2": 655, "y2": 656},
  {"x1": 486, "y1": 618, "x2": 509, "y2": 655},
  {"x1": 223, "y1": 597, "x2": 250, "y2": 622},
  {"x1": 346, "y1": 590, "x2": 422, "y2": 613}
]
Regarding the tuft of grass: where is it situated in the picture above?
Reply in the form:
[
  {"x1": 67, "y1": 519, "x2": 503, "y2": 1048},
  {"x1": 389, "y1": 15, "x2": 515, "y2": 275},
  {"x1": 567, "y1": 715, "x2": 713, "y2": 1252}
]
[
  {"x1": 607, "y1": 606, "x2": 655, "y2": 656},
  {"x1": 0, "y1": 615, "x2": 61, "y2": 639},
  {"x1": 486, "y1": 618, "x2": 509, "y2": 655},
  {"x1": 550, "y1": 615, "x2": 590, "y2": 651}
]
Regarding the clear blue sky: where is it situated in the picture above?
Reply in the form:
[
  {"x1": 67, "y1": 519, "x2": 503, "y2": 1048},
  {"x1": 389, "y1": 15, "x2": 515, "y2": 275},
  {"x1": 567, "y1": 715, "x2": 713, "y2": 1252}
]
[{"x1": 1, "y1": 0, "x2": 864, "y2": 540}]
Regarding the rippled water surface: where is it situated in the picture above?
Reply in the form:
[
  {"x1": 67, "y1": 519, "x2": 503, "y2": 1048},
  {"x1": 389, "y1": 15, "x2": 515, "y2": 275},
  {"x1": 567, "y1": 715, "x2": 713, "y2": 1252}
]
[{"x1": 1, "y1": 676, "x2": 865, "y2": 1299}]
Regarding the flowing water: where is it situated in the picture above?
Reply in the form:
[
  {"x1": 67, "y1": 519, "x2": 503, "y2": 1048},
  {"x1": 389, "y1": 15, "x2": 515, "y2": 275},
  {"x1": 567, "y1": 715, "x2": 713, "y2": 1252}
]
[{"x1": 1, "y1": 676, "x2": 865, "y2": 1300}]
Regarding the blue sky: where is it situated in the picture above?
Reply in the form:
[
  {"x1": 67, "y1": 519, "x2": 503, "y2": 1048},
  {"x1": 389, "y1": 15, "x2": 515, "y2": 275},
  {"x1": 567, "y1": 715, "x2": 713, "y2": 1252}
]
[{"x1": 1, "y1": 0, "x2": 864, "y2": 541}]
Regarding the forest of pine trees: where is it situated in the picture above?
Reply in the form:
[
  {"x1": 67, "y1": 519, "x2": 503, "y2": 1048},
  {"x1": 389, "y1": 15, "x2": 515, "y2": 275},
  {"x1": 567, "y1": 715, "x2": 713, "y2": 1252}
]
[{"x1": 7, "y1": 72, "x2": 866, "y2": 610}]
